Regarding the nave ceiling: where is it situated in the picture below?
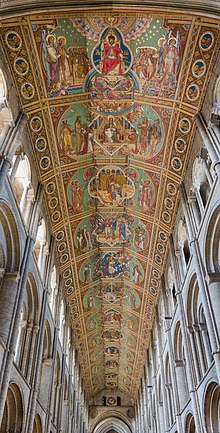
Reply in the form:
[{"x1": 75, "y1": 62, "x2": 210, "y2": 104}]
[{"x1": 0, "y1": 6, "x2": 219, "y2": 399}]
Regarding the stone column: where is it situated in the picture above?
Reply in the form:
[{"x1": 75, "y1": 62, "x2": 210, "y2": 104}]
[
  {"x1": 199, "y1": 323, "x2": 213, "y2": 366},
  {"x1": 157, "y1": 324, "x2": 170, "y2": 432},
  {"x1": 23, "y1": 191, "x2": 34, "y2": 226},
  {"x1": 25, "y1": 238, "x2": 56, "y2": 433},
  {"x1": 175, "y1": 248, "x2": 184, "y2": 282},
  {"x1": 206, "y1": 273, "x2": 220, "y2": 343},
  {"x1": 179, "y1": 184, "x2": 220, "y2": 381},
  {"x1": 187, "y1": 326, "x2": 202, "y2": 384},
  {"x1": 0, "y1": 183, "x2": 42, "y2": 426},
  {"x1": 142, "y1": 369, "x2": 148, "y2": 428},
  {"x1": 0, "y1": 156, "x2": 12, "y2": 192},
  {"x1": 9, "y1": 153, "x2": 22, "y2": 183},
  {"x1": 26, "y1": 324, "x2": 39, "y2": 382},
  {"x1": 169, "y1": 234, "x2": 205, "y2": 432},
  {"x1": 193, "y1": 324, "x2": 206, "y2": 376},
  {"x1": 45, "y1": 296, "x2": 62, "y2": 433},
  {"x1": 174, "y1": 360, "x2": 189, "y2": 409},
  {"x1": 37, "y1": 240, "x2": 46, "y2": 270},
  {"x1": 20, "y1": 320, "x2": 33, "y2": 376},
  {"x1": 14, "y1": 318, "x2": 27, "y2": 365},
  {"x1": 0, "y1": 238, "x2": 35, "y2": 425},
  {"x1": 188, "y1": 190, "x2": 201, "y2": 230},
  {"x1": 195, "y1": 114, "x2": 220, "y2": 179},
  {"x1": 194, "y1": 186, "x2": 204, "y2": 215},
  {"x1": 201, "y1": 157, "x2": 214, "y2": 188},
  {"x1": 20, "y1": 180, "x2": 31, "y2": 214},
  {"x1": 0, "y1": 272, "x2": 20, "y2": 346},
  {"x1": 161, "y1": 280, "x2": 183, "y2": 433},
  {"x1": 0, "y1": 112, "x2": 27, "y2": 191}
]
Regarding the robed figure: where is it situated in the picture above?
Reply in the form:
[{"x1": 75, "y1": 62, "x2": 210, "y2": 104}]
[{"x1": 101, "y1": 34, "x2": 124, "y2": 76}]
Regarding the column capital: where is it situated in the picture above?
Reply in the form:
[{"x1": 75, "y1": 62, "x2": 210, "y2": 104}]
[{"x1": 206, "y1": 272, "x2": 220, "y2": 284}]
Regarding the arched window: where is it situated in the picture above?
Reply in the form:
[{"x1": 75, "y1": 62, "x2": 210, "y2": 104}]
[
  {"x1": 198, "y1": 305, "x2": 213, "y2": 366},
  {"x1": 177, "y1": 219, "x2": 191, "y2": 273},
  {"x1": 191, "y1": 156, "x2": 212, "y2": 220},
  {"x1": 185, "y1": 413, "x2": 196, "y2": 433},
  {"x1": 167, "y1": 265, "x2": 177, "y2": 312},
  {"x1": 186, "y1": 275, "x2": 210, "y2": 384},
  {"x1": 0, "y1": 383, "x2": 23, "y2": 433},
  {"x1": 53, "y1": 353, "x2": 61, "y2": 425},
  {"x1": 0, "y1": 68, "x2": 13, "y2": 144},
  {"x1": 210, "y1": 75, "x2": 220, "y2": 125},
  {"x1": 32, "y1": 414, "x2": 42, "y2": 433},
  {"x1": 14, "y1": 302, "x2": 27, "y2": 367},
  {"x1": 59, "y1": 299, "x2": 65, "y2": 345},
  {"x1": 15, "y1": 273, "x2": 39, "y2": 380},
  {"x1": 117, "y1": 396, "x2": 121, "y2": 406},
  {"x1": 38, "y1": 320, "x2": 53, "y2": 408},
  {"x1": 102, "y1": 396, "x2": 106, "y2": 406},
  {"x1": 49, "y1": 264, "x2": 58, "y2": 316},
  {"x1": 205, "y1": 205, "x2": 220, "y2": 337},
  {"x1": 165, "y1": 354, "x2": 175, "y2": 427},
  {"x1": 34, "y1": 218, "x2": 48, "y2": 279},
  {"x1": 204, "y1": 382, "x2": 220, "y2": 433},
  {"x1": 12, "y1": 153, "x2": 34, "y2": 222},
  {"x1": 157, "y1": 375, "x2": 165, "y2": 433},
  {"x1": 174, "y1": 322, "x2": 189, "y2": 408}
]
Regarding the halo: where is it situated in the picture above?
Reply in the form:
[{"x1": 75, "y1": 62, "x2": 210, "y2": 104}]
[
  {"x1": 57, "y1": 35, "x2": 66, "y2": 44},
  {"x1": 158, "y1": 37, "x2": 166, "y2": 47},
  {"x1": 168, "y1": 37, "x2": 177, "y2": 46},
  {"x1": 46, "y1": 34, "x2": 56, "y2": 43},
  {"x1": 107, "y1": 30, "x2": 119, "y2": 43}
]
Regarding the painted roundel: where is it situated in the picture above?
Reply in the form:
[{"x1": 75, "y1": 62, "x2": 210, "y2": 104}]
[
  {"x1": 55, "y1": 230, "x2": 65, "y2": 241},
  {"x1": 159, "y1": 231, "x2": 167, "y2": 242},
  {"x1": 35, "y1": 137, "x2": 47, "y2": 152},
  {"x1": 175, "y1": 138, "x2": 186, "y2": 153},
  {"x1": 171, "y1": 157, "x2": 182, "y2": 172},
  {"x1": 179, "y1": 118, "x2": 191, "y2": 134},
  {"x1": 46, "y1": 182, "x2": 56, "y2": 195},
  {"x1": 40, "y1": 156, "x2": 50, "y2": 170},
  {"x1": 5, "y1": 31, "x2": 22, "y2": 50},
  {"x1": 30, "y1": 116, "x2": 42, "y2": 132},
  {"x1": 88, "y1": 165, "x2": 135, "y2": 206},
  {"x1": 21, "y1": 83, "x2": 35, "y2": 100},
  {"x1": 199, "y1": 32, "x2": 214, "y2": 51},
  {"x1": 164, "y1": 197, "x2": 173, "y2": 209},
  {"x1": 192, "y1": 59, "x2": 206, "y2": 78},
  {"x1": 14, "y1": 57, "x2": 29, "y2": 76},
  {"x1": 162, "y1": 211, "x2": 171, "y2": 223},
  {"x1": 52, "y1": 210, "x2": 61, "y2": 222},
  {"x1": 186, "y1": 84, "x2": 200, "y2": 102},
  {"x1": 167, "y1": 183, "x2": 177, "y2": 196},
  {"x1": 49, "y1": 197, "x2": 58, "y2": 209}
]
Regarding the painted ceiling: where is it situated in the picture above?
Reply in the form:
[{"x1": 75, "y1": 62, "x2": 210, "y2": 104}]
[{"x1": 0, "y1": 8, "x2": 219, "y2": 398}]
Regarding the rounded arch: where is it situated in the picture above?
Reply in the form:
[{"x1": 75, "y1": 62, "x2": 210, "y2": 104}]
[
  {"x1": 205, "y1": 204, "x2": 220, "y2": 273},
  {"x1": 0, "y1": 382, "x2": 24, "y2": 433},
  {"x1": 26, "y1": 272, "x2": 40, "y2": 323},
  {"x1": 93, "y1": 416, "x2": 132, "y2": 433},
  {"x1": 204, "y1": 381, "x2": 220, "y2": 433},
  {"x1": 32, "y1": 413, "x2": 42, "y2": 433},
  {"x1": 185, "y1": 412, "x2": 196, "y2": 433},
  {"x1": 174, "y1": 321, "x2": 183, "y2": 361},
  {"x1": 0, "y1": 200, "x2": 20, "y2": 271},
  {"x1": 186, "y1": 273, "x2": 199, "y2": 326},
  {"x1": 42, "y1": 320, "x2": 52, "y2": 360}
]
